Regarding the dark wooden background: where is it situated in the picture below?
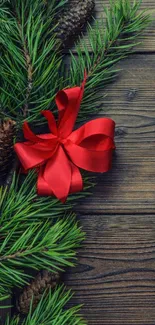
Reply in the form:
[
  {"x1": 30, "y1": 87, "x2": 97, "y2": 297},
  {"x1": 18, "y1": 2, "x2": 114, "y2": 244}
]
[
  {"x1": 1, "y1": 1, "x2": 155, "y2": 324},
  {"x1": 64, "y1": 1, "x2": 155, "y2": 324}
]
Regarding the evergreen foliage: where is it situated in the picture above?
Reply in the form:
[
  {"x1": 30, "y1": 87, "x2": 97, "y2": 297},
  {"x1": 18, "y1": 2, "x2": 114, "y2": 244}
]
[
  {"x1": 0, "y1": 206, "x2": 84, "y2": 301},
  {"x1": 0, "y1": 0, "x2": 151, "y2": 323},
  {"x1": 5, "y1": 287, "x2": 86, "y2": 325},
  {"x1": 68, "y1": 0, "x2": 151, "y2": 120},
  {"x1": 0, "y1": 0, "x2": 67, "y2": 124},
  {"x1": 0, "y1": 0, "x2": 150, "y2": 124}
]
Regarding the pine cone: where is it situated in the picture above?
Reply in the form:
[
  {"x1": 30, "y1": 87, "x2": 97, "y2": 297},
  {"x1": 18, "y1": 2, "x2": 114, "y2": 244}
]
[
  {"x1": 0, "y1": 119, "x2": 16, "y2": 179},
  {"x1": 16, "y1": 270, "x2": 60, "y2": 315},
  {"x1": 57, "y1": 0, "x2": 95, "y2": 48}
]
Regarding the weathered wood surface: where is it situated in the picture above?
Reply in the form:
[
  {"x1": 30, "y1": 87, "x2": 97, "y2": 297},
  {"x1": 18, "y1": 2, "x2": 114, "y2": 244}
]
[
  {"x1": 65, "y1": 215, "x2": 155, "y2": 324},
  {"x1": 1, "y1": 1, "x2": 155, "y2": 324},
  {"x1": 65, "y1": 1, "x2": 155, "y2": 325},
  {"x1": 77, "y1": 54, "x2": 155, "y2": 214}
]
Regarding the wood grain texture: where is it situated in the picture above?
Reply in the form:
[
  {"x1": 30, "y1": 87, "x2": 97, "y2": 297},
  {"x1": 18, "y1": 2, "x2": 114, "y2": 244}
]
[
  {"x1": 73, "y1": 0, "x2": 155, "y2": 53},
  {"x1": 64, "y1": 214, "x2": 155, "y2": 324},
  {"x1": 78, "y1": 54, "x2": 155, "y2": 214},
  {"x1": 1, "y1": 1, "x2": 155, "y2": 324}
]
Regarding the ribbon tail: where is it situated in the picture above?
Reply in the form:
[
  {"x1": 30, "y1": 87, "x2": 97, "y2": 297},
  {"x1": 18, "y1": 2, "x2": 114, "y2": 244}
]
[
  {"x1": 37, "y1": 166, "x2": 54, "y2": 197},
  {"x1": 69, "y1": 163, "x2": 83, "y2": 194},
  {"x1": 37, "y1": 146, "x2": 72, "y2": 203}
]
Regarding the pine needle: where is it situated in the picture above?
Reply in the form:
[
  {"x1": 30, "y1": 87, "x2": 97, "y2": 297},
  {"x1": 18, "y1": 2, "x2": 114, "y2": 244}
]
[
  {"x1": 5, "y1": 286, "x2": 86, "y2": 325},
  {"x1": 0, "y1": 0, "x2": 66, "y2": 124},
  {"x1": 0, "y1": 0, "x2": 151, "y2": 311},
  {"x1": 0, "y1": 211, "x2": 85, "y2": 301},
  {"x1": 0, "y1": 0, "x2": 151, "y2": 125},
  {"x1": 66, "y1": 0, "x2": 151, "y2": 121}
]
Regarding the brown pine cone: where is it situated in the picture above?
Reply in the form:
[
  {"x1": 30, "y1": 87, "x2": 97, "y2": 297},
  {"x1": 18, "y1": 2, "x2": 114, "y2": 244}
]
[
  {"x1": 56, "y1": 0, "x2": 95, "y2": 48},
  {"x1": 0, "y1": 119, "x2": 16, "y2": 179},
  {"x1": 16, "y1": 270, "x2": 60, "y2": 315}
]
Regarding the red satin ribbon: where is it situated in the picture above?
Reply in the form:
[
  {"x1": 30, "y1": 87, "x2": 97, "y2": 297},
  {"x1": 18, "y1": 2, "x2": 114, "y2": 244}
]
[{"x1": 14, "y1": 74, "x2": 115, "y2": 202}]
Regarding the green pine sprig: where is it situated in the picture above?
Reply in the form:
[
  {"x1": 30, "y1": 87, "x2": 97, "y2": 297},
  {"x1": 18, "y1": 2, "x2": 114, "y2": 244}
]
[
  {"x1": 1, "y1": 171, "x2": 72, "y2": 231},
  {"x1": 0, "y1": 212, "x2": 85, "y2": 301},
  {"x1": 67, "y1": 0, "x2": 151, "y2": 121},
  {"x1": 5, "y1": 286, "x2": 86, "y2": 325},
  {"x1": 1, "y1": 170, "x2": 94, "y2": 233},
  {"x1": 1, "y1": 170, "x2": 86, "y2": 302},
  {"x1": 0, "y1": 0, "x2": 66, "y2": 124},
  {"x1": 0, "y1": 0, "x2": 151, "y2": 126},
  {"x1": 0, "y1": 0, "x2": 151, "y2": 317}
]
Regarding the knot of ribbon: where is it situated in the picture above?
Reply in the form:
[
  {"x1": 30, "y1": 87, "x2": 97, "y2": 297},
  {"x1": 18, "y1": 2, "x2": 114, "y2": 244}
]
[{"x1": 14, "y1": 75, "x2": 115, "y2": 203}]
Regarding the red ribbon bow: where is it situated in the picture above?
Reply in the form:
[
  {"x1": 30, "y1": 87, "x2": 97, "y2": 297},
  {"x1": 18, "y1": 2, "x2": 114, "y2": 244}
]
[{"x1": 14, "y1": 75, "x2": 115, "y2": 202}]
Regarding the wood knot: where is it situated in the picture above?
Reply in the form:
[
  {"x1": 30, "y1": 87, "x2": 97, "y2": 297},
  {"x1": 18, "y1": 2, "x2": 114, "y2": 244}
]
[
  {"x1": 127, "y1": 88, "x2": 137, "y2": 101},
  {"x1": 115, "y1": 127, "x2": 127, "y2": 137}
]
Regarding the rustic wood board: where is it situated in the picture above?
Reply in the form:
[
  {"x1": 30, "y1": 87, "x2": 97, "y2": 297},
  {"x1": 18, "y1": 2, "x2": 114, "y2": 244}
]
[
  {"x1": 78, "y1": 54, "x2": 155, "y2": 214},
  {"x1": 65, "y1": 214, "x2": 155, "y2": 324},
  {"x1": 65, "y1": 1, "x2": 155, "y2": 324},
  {"x1": 1, "y1": 1, "x2": 155, "y2": 324}
]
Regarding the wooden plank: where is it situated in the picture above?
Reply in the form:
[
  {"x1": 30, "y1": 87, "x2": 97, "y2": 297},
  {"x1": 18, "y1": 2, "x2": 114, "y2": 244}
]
[
  {"x1": 64, "y1": 214, "x2": 155, "y2": 325},
  {"x1": 77, "y1": 54, "x2": 155, "y2": 214},
  {"x1": 73, "y1": 0, "x2": 155, "y2": 53}
]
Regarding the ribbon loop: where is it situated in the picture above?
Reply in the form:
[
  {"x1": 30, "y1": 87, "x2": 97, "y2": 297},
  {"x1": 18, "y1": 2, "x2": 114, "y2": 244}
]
[
  {"x1": 56, "y1": 87, "x2": 82, "y2": 137},
  {"x1": 14, "y1": 74, "x2": 115, "y2": 202},
  {"x1": 42, "y1": 110, "x2": 57, "y2": 135},
  {"x1": 23, "y1": 122, "x2": 39, "y2": 143}
]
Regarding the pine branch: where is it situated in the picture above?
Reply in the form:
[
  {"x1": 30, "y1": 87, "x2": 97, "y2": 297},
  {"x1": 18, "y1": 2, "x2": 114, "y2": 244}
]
[
  {"x1": 1, "y1": 172, "x2": 72, "y2": 231},
  {"x1": 0, "y1": 0, "x2": 66, "y2": 124},
  {"x1": 1, "y1": 171, "x2": 92, "y2": 304},
  {"x1": 3, "y1": 0, "x2": 150, "y2": 193},
  {"x1": 1, "y1": 0, "x2": 150, "y2": 126},
  {"x1": 0, "y1": 170, "x2": 91, "y2": 304},
  {"x1": 0, "y1": 213, "x2": 85, "y2": 301},
  {"x1": 0, "y1": 0, "x2": 151, "y2": 309},
  {"x1": 5, "y1": 286, "x2": 86, "y2": 325},
  {"x1": 1, "y1": 170, "x2": 93, "y2": 234},
  {"x1": 66, "y1": 0, "x2": 151, "y2": 122},
  {"x1": 16, "y1": 19, "x2": 33, "y2": 117}
]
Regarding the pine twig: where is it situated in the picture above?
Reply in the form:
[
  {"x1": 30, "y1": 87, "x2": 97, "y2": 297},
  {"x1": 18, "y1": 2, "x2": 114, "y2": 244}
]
[
  {"x1": 17, "y1": 20, "x2": 33, "y2": 117},
  {"x1": 0, "y1": 0, "x2": 66, "y2": 124},
  {"x1": 67, "y1": 0, "x2": 151, "y2": 122},
  {"x1": 5, "y1": 286, "x2": 87, "y2": 325},
  {"x1": 0, "y1": 0, "x2": 151, "y2": 311},
  {"x1": 0, "y1": 212, "x2": 85, "y2": 301}
]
